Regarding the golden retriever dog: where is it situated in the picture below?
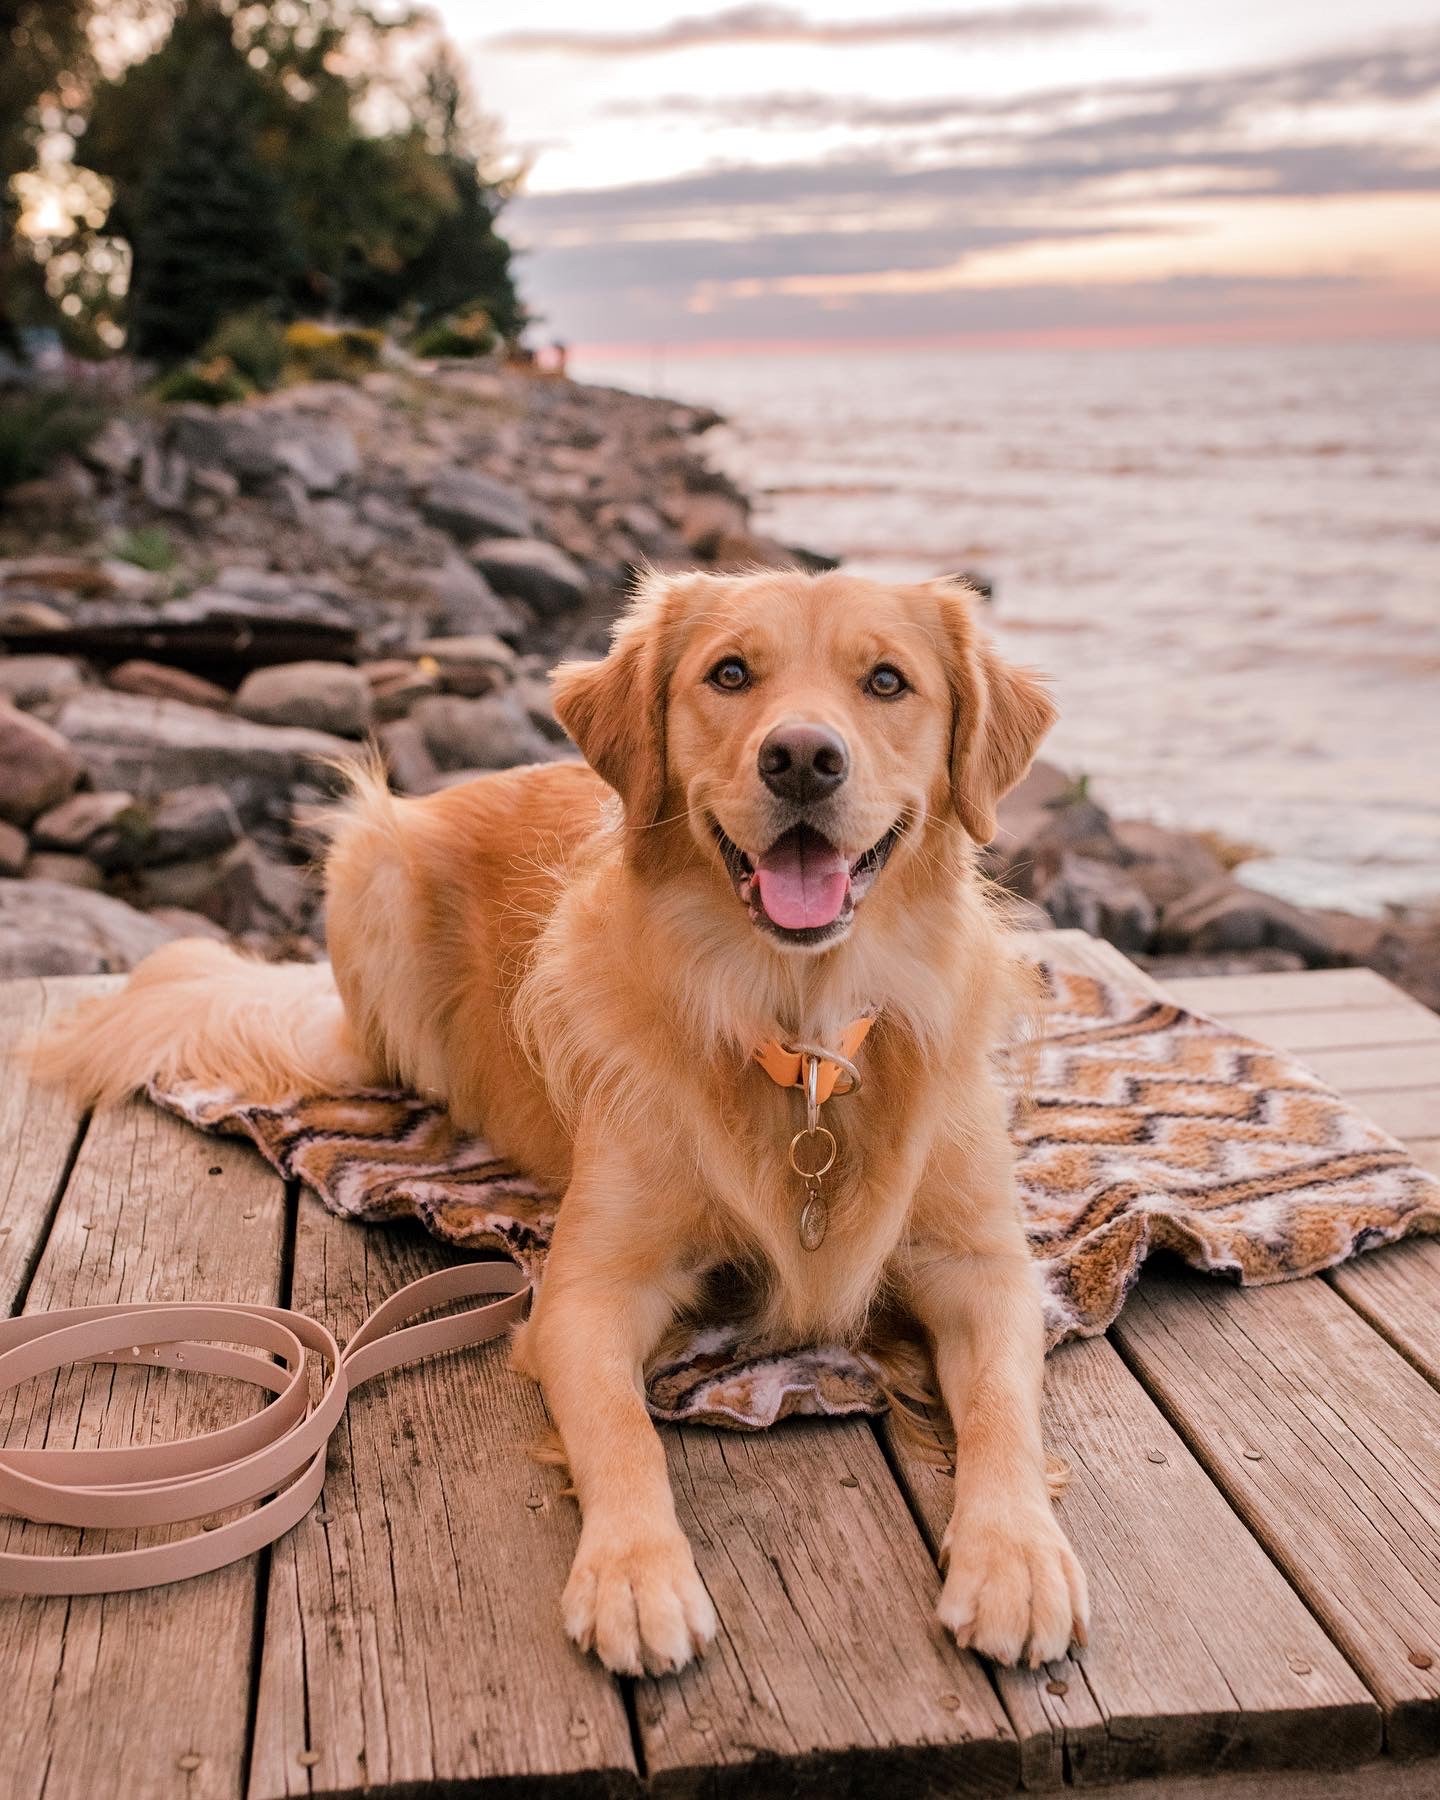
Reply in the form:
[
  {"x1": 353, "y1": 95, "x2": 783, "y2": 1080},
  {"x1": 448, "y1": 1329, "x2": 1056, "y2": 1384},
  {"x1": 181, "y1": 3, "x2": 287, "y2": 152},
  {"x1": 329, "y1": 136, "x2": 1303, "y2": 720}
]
[{"x1": 35, "y1": 568, "x2": 1087, "y2": 1676}]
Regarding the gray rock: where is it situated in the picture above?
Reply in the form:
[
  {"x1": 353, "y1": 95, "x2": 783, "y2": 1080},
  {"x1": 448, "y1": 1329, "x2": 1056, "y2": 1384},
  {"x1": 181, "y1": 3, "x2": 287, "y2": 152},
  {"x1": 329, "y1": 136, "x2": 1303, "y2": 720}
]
[
  {"x1": 412, "y1": 691, "x2": 566, "y2": 772},
  {"x1": 235, "y1": 661, "x2": 372, "y2": 738},
  {"x1": 470, "y1": 538, "x2": 588, "y2": 615},
  {"x1": 109, "y1": 660, "x2": 231, "y2": 710},
  {"x1": 145, "y1": 905, "x2": 233, "y2": 943},
  {"x1": 1159, "y1": 877, "x2": 1342, "y2": 964},
  {"x1": 168, "y1": 407, "x2": 357, "y2": 495},
  {"x1": 140, "y1": 443, "x2": 191, "y2": 511},
  {"x1": 421, "y1": 468, "x2": 533, "y2": 541},
  {"x1": 0, "y1": 819, "x2": 26, "y2": 877},
  {"x1": 272, "y1": 426, "x2": 360, "y2": 496},
  {"x1": 49, "y1": 690, "x2": 358, "y2": 800},
  {"x1": 410, "y1": 554, "x2": 526, "y2": 640},
  {"x1": 133, "y1": 839, "x2": 312, "y2": 936},
  {"x1": 309, "y1": 498, "x2": 381, "y2": 559},
  {"x1": 0, "y1": 879, "x2": 183, "y2": 978},
  {"x1": 0, "y1": 598, "x2": 69, "y2": 634},
  {"x1": 32, "y1": 791, "x2": 137, "y2": 853},
  {"x1": 513, "y1": 673, "x2": 570, "y2": 744},
  {"x1": 24, "y1": 851, "x2": 103, "y2": 890},
  {"x1": 0, "y1": 555, "x2": 159, "y2": 603},
  {"x1": 417, "y1": 634, "x2": 516, "y2": 698},
  {"x1": 96, "y1": 785, "x2": 243, "y2": 871},
  {"x1": 0, "y1": 703, "x2": 83, "y2": 825},
  {"x1": 364, "y1": 660, "x2": 438, "y2": 723},
  {"x1": 377, "y1": 718, "x2": 441, "y2": 794},
  {"x1": 1036, "y1": 852, "x2": 1157, "y2": 953},
  {"x1": 83, "y1": 416, "x2": 146, "y2": 478},
  {"x1": 1111, "y1": 819, "x2": 1227, "y2": 910},
  {"x1": 0, "y1": 655, "x2": 87, "y2": 709}
]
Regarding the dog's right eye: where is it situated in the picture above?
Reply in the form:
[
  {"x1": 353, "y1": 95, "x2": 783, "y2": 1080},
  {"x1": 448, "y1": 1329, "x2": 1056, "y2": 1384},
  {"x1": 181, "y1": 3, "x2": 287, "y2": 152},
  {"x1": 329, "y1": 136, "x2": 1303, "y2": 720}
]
[{"x1": 707, "y1": 657, "x2": 751, "y2": 692}]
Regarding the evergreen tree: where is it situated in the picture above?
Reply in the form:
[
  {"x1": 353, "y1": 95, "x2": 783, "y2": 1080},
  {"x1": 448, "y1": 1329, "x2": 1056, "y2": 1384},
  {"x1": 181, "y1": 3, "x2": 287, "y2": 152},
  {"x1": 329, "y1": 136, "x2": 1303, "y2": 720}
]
[{"x1": 128, "y1": 45, "x2": 301, "y2": 362}]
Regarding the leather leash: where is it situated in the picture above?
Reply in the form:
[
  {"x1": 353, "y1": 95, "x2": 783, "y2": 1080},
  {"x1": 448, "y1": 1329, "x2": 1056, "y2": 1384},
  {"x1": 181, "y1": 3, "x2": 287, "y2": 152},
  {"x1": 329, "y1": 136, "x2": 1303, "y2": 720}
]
[{"x1": 0, "y1": 1261, "x2": 529, "y2": 1598}]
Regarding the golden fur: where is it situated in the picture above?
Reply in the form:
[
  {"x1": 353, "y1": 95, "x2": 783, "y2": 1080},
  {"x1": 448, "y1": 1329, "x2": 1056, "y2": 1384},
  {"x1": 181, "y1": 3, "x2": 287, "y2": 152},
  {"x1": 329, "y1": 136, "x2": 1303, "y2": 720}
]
[{"x1": 34, "y1": 568, "x2": 1087, "y2": 1676}]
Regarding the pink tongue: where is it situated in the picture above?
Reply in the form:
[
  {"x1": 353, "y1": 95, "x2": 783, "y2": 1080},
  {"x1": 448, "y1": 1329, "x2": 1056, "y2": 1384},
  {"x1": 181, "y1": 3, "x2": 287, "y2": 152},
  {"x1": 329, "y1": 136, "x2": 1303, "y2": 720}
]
[{"x1": 755, "y1": 831, "x2": 851, "y2": 930}]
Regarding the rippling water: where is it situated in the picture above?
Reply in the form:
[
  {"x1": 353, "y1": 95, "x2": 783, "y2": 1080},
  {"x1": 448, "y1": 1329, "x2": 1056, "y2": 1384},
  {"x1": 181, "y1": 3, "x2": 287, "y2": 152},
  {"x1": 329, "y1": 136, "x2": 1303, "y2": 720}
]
[{"x1": 576, "y1": 339, "x2": 1440, "y2": 917}]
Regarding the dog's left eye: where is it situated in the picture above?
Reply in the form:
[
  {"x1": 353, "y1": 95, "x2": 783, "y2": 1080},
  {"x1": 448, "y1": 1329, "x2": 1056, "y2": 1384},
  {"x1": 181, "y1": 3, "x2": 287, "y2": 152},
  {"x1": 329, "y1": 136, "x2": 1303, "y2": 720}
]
[
  {"x1": 707, "y1": 656, "x2": 751, "y2": 692},
  {"x1": 865, "y1": 664, "x2": 907, "y2": 698}
]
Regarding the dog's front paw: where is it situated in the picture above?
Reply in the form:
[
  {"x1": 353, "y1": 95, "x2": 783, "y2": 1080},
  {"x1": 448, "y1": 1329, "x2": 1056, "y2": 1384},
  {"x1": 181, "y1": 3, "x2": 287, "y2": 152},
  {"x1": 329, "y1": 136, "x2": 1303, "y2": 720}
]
[
  {"x1": 563, "y1": 1522, "x2": 718, "y2": 1675},
  {"x1": 938, "y1": 1499, "x2": 1088, "y2": 1668}
]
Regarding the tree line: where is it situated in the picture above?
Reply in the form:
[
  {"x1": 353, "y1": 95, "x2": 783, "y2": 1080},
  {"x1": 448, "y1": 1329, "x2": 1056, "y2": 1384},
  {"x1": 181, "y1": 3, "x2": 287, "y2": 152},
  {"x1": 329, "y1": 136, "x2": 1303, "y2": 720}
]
[{"x1": 2, "y1": 0, "x2": 525, "y2": 366}]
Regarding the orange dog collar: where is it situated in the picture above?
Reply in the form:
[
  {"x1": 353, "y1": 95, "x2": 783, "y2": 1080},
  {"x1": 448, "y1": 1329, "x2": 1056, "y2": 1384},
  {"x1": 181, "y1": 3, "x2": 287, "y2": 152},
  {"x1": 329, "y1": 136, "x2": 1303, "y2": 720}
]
[{"x1": 752, "y1": 1015, "x2": 876, "y2": 1104}]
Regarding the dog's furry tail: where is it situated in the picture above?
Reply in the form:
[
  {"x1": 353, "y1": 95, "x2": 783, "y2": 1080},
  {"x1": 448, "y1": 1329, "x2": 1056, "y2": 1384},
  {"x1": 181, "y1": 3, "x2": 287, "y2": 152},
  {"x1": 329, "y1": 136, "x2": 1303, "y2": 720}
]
[{"x1": 27, "y1": 937, "x2": 374, "y2": 1110}]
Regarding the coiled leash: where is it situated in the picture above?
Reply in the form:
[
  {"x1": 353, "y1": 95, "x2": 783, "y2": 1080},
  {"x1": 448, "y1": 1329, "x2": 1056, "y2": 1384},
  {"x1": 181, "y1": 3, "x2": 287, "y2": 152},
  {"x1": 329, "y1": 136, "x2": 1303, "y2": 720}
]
[{"x1": 0, "y1": 1261, "x2": 529, "y2": 1597}]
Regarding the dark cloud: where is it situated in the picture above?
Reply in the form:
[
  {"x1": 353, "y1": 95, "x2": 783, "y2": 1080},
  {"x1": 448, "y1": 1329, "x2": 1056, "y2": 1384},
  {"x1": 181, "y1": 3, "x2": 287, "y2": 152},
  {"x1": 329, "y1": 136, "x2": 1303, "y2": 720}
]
[{"x1": 490, "y1": 4, "x2": 1123, "y2": 58}]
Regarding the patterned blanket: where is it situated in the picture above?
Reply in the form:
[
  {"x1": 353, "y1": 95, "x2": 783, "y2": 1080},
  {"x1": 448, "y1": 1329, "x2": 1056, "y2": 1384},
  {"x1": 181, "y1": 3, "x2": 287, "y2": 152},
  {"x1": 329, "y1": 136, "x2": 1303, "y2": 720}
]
[{"x1": 150, "y1": 963, "x2": 1439, "y2": 1430}]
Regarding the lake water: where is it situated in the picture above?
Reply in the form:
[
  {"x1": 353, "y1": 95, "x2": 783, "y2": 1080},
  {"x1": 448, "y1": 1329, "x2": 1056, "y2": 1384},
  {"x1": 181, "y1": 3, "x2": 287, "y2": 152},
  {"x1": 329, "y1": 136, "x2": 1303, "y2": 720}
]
[{"x1": 574, "y1": 338, "x2": 1440, "y2": 919}]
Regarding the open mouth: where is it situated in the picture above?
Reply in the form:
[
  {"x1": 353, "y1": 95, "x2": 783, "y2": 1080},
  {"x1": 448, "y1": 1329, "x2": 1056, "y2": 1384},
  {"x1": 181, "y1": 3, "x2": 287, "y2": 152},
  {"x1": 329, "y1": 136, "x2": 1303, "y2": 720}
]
[{"x1": 713, "y1": 819, "x2": 902, "y2": 945}]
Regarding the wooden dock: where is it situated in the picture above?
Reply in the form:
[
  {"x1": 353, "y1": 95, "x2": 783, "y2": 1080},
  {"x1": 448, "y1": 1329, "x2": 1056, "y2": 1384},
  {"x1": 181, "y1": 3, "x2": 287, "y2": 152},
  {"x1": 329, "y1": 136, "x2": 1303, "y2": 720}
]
[{"x1": 2, "y1": 930, "x2": 1438, "y2": 1799}]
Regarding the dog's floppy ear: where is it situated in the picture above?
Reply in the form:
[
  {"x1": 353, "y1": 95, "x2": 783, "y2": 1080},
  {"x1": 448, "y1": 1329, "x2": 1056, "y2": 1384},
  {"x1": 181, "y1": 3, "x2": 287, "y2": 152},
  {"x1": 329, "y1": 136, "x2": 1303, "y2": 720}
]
[
  {"x1": 550, "y1": 585, "x2": 671, "y2": 828},
  {"x1": 935, "y1": 581, "x2": 1057, "y2": 843}
]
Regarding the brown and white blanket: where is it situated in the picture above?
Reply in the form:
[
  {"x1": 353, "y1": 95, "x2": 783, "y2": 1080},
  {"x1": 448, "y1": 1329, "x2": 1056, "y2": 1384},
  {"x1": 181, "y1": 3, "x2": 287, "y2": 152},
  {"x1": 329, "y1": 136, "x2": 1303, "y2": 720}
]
[{"x1": 151, "y1": 963, "x2": 1439, "y2": 1430}]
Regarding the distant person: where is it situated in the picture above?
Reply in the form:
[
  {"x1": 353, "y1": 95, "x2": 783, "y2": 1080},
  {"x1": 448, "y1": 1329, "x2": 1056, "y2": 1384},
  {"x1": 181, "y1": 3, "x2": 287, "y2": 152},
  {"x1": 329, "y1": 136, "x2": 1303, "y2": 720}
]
[{"x1": 551, "y1": 340, "x2": 568, "y2": 377}]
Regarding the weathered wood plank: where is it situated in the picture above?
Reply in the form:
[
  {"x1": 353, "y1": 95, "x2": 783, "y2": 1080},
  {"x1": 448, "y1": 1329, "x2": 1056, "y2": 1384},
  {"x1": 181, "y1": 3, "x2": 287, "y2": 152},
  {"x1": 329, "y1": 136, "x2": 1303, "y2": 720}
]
[
  {"x1": 0, "y1": 975, "x2": 116, "y2": 1312},
  {"x1": 1113, "y1": 1273, "x2": 1440, "y2": 1756},
  {"x1": 884, "y1": 1336, "x2": 1376, "y2": 1789},
  {"x1": 247, "y1": 1198, "x2": 636, "y2": 1800},
  {"x1": 1297, "y1": 1043, "x2": 1440, "y2": 1094},
  {"x1": 0, "y1": 1092, "x2": 287, "y2": 1800},
  {"x1": 1405, "y1": 1138, "x2": 1439, "y2": 1179},
  {"x1": 1164, "y1": 969, "x2": 1403, "y2": 1016},
  {"x1": 1218, "y1": 1007, "x2": 1440, "y2": 1053},
  {"x1": 1359, "y1": 1088, "x2": 1439, "y2": 1142},
  {"x1": 1329, "y1": 1240, "x2": 1440, "y2": 1392},
  {"x1": 634, "y1": 1418, "x2": 1018, "y2": 1799}
]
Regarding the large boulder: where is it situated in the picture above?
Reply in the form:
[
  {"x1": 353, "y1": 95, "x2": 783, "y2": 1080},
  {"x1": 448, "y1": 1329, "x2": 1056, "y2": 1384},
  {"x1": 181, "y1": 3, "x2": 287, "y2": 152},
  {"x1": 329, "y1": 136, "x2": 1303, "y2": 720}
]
[
  {"x1": 168, "y1": 407, "x2": 359, "y2": 495},
  {"x1": 420, "y1": 468, "x2": 533, "y2": 541},
  {"x1": 0, "y1": 703, "x2": 83, "y2": 826},
  {"x1": 1111, "y1": 819, "x2": 1227, "y2": 910},
  {"x1": 48, "y1": 690, "x2": 358, "y2": 800},
  {"x1": 412, "y1": 691, "x2": 569, "y2": 772},
  {"x1": 0, "y1": 879, "x2": 183, "y2": 978},
  {"x1": 470, "y1": 538, "x2": 588, "y2": 614},
  {"x1": 1035, "y1": 852, "x2": 1157, "y2": 953},
  {"x1": 1158, "y1": 877, "x2": 1343, "y2": 964},
  {"x1": 235, "y1": 661, "x2": 372, "y2": 738}
]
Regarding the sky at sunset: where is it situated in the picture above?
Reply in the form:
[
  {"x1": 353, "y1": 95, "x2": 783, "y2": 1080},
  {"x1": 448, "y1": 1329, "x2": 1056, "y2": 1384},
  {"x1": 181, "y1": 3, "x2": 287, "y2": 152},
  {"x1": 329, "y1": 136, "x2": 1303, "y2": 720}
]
[{"x1": 430, "y1": 1, "x2": 1440, "y2": 352}]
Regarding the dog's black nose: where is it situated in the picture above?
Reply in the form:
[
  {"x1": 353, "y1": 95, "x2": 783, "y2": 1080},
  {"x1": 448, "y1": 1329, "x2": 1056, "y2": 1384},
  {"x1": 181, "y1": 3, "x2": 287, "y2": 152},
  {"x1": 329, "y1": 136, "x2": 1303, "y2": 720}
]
[{"x1": 757, "y1": 723, "x2": 849, "y2": 803}]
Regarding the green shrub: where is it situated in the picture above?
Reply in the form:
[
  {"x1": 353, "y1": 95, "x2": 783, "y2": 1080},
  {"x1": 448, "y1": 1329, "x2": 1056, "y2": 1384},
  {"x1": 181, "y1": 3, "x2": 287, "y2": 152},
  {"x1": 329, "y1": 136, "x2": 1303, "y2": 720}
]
[
  {"x1": 113, "y1": 524, "x2": 178, "y2": 572},
  {"x1": 283, "y1": 321, "x2": 385, "y2": 383},
  {"x1": 412, "y1": 308, "x2": 495, "y2": 359},
  {"x1": 153, "y1": 356, "x2": 251, "y2": 406},
  {"x1": 0, "y1": 386, "x2": 106, "y2": 495},
  {"x1": 202, "y1": 310, "x2": 288, "y2": 392}
]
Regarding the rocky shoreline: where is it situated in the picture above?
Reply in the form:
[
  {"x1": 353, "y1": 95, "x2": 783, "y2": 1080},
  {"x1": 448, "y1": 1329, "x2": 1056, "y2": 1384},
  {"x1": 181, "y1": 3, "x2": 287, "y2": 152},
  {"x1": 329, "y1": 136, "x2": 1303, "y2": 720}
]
[{"x1": 1, "y1": 361, "x2": 1434, "y2": 1012}]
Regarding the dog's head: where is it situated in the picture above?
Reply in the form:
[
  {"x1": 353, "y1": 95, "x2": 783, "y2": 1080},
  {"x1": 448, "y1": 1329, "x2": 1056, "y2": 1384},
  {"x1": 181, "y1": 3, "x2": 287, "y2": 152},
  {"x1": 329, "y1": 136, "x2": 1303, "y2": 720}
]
[{"x1": 552, "y1": 569, "x2": 1055, "y2": 952}]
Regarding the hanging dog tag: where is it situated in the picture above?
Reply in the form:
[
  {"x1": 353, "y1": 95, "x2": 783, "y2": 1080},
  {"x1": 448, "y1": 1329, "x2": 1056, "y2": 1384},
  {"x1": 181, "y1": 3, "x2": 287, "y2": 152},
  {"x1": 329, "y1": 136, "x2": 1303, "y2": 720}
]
[{"x1": 789, "y1": 1056, "x2": 837, "y2": 1251}]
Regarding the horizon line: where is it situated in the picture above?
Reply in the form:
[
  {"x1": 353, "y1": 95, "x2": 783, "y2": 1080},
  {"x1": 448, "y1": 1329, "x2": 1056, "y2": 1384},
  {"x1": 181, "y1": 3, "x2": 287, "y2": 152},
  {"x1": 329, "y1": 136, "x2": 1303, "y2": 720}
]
[{"x1": 567, "y1": 314, "x2": 1440, "y2": 361}]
